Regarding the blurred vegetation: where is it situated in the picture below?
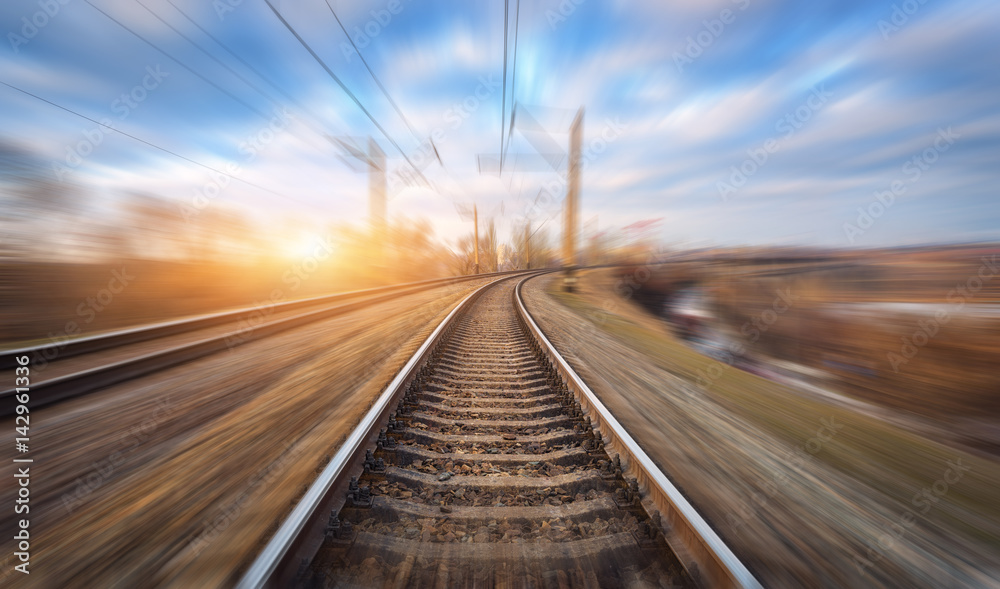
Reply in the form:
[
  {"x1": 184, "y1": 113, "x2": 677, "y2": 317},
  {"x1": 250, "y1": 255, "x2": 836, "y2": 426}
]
[
  {"x1": 0, "y1": 140, "x2": 574, "y2": 345},
  {"x1": 622, "y1": 248, "x2": 1000, "y2": 425},
  {"x1": 544, "y1": 271, "x2": 1000, "y2": 586}
]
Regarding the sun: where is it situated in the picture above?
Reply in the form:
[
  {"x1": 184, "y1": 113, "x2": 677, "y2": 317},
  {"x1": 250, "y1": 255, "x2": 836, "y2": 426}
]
[{"x1": 279, "y1": 232, "x2": 329, "y2": 261}]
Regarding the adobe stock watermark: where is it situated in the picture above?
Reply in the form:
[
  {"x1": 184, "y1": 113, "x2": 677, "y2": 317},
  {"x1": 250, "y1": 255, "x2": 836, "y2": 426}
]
[
  {"x1": 695, "y1": 287, "x2": 799, "y2": 391},
  {"x1": 384, "y1": 75, "x2": 501, "y2": 194},
  {"x1": 30, "y1": 265, "x2": 135, "y2": 371},
  {"x1": 187, "y1": 441, "x2": 304, "y2": 557},
  {"x1": 60, "y1": 395, "x2": 172, "y2": 514},
  {"x1": 843, "y1": 126, "x2": 959, "y2": 244},
  {"x1": 886, "y1": 254, "x2": 997, "y2": 373},
  {"x1": 224, "y1": 234, "x2": 335, "y2": 349},
  {"x1": 520, "y1": 114, "x2": 627, "y2": 222},
  {"x1": 339, "y1": 0, "x2": 412, "y2": 62},
  {"x1": 576, "y1": 252, "x2": 664, "y2": 342},
  {"x1": 717, "y1": 85, "x2": 833, "y2": 202},
  {"x1": 545, "y1": 0, "x2": 587, "y2": 30},
  {"x1": 7, "y1": 0, "x2": 72, "y2": 54},
  {"x1": 726, "y1": 416, "x2": 842, "y2": 538},
  {"x1": 877, "y1": 0, "x2": 932, "y2": 40},
  {"x1": 52, "y1": 65, "x2": 170, "y2": 182},
  {"x1": 181, "y1": 107, "x2": 294, "y2": 222},
  {"x1": 213, "y1": 0, "x2": 245, "y2": 20},
  {"x1": 673, "y1": 0, "x2": 752, "y2": 73},
  {"x1": 854, "y1": 457, "x2": 971, "y2": 575}
]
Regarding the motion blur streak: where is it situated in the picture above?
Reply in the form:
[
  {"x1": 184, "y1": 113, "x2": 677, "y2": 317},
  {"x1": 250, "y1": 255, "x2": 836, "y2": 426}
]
[{"x1": 1, "y1": 0, "x2": 998, "y2": 587}]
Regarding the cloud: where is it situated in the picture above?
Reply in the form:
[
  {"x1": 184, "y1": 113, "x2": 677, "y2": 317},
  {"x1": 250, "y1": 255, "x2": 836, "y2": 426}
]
[{"x1": 1, "y1": 0, "x2": 997, "y2": 250}]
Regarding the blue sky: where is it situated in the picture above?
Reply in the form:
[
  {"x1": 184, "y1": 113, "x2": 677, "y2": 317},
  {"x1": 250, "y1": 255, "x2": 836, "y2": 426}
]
[{"x1": 1, "y1": 0, "x2": 998, "y2": 250}]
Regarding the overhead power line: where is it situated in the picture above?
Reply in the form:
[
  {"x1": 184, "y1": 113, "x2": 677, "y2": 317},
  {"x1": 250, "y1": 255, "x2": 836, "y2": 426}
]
[
  {"x1": 324, "y1": 0, "x2": 422, "y2": 143},
  {"x1": 0, "y1": 80, "x2": 313, "y2": 207},
  {"x1": 162, "y1": 0, "x2": 331, "y2": 130},
  {"x1": 136, "y1": 1, "x2": 283, "y2": 116},
  {"x1": 134, "y1": 0, "x2": 328, "y2": 154},
  {"x1": 501, "y1": 0, "x2": 521, "y2": 173},
  {"x1": 500, "y1": 0, "x2": 509, "y2": 177},
  {"x1": 83, "y1": 0, "x2": 274, "y2": 123}
]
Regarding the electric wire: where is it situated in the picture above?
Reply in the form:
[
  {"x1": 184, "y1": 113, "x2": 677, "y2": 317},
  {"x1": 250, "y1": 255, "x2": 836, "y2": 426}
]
[
  {"x1": 263, "y1": 0, "x2": 430, "y2": 187},
  {"x1": 324, "y1": 0, "x2": 422, "y2": 144},
  {"x1": 501, "y1": 0, "x2": 520, "y2": 173},
  {"x1": 0, "y1": 80, "x2": 314, "y2": 207},
  {"x1": 135, "y1": 0, "x2": 328, "y2": 153},
  {"x1": 499, "y1": 0, "x2": 509, "y2": 176},
  {"x1": 83, "y1": 0, "x2": 274, "y2": 122},
  {"x1": 161, "y1": 0, "x2": 331, "y2": 131},
  {"x1": 137, "y1": 2, "x2": 286, "y2": 117}
]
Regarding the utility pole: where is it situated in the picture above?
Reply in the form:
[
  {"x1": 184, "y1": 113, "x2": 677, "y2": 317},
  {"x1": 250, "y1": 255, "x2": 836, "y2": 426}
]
[
  {"x1": 563, "y1": 108, "x2": 583, "y2": 290},
  {"x1": 331, "y1": 135, "x2": 387, "y2": 271},
  {"x1": 454, "y1": 202, "x2": 490, "y2": 276},
  {"x1": 473, "y1": 204, "x2": 480, "y2": 274},
  {"x1": 524, "y1": 221, "x2": 530, "y2": 269},
  {"x1": 368, "y1": 138, "x2": 386, "y2": 267}
]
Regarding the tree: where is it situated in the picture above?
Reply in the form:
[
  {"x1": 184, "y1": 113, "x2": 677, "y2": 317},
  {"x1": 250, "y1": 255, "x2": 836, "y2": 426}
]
[
  {"x1": 0, "y1": 140, "x2": 84, "y2": 260},
  {"x1": 481, "y1": 218, "x2": 499, "y2": 273},
  {"x1": 120, "y1": 192, "x2": 189, "y2": 260}
]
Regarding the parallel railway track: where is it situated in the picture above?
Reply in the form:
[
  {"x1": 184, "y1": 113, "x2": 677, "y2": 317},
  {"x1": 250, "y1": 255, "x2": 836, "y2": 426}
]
[
  {"x1": 0, "y1": 271, "x2": 519, "y2": 416},
  {"x1": 240, "y1": 274, "x2": 761, "y2": 588}
]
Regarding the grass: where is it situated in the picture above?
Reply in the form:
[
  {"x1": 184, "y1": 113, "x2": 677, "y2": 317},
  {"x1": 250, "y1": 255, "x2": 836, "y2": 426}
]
[{"x1": 545, "y1": 275, "x2": 1000, "y2": 544}]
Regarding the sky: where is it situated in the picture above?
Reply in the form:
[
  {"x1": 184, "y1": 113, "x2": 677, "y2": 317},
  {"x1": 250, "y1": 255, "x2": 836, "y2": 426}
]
[{"x1": 1, "y1": 0, "x2": 998, "y2": 251}]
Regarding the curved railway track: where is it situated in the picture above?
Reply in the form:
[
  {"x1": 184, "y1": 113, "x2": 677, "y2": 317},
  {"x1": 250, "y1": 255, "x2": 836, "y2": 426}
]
[{"x1": 240, "y1": 274, "x2": 760, "y2": 588}]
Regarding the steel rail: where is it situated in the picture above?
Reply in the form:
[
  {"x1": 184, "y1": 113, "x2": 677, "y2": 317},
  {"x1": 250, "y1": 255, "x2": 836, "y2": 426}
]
[
  {"x1": 0, "y1": 272, "x2": 524, "y2": 416},
  {"x1": 235, "y1": 273, "x2": 523, "y2": 588},
  {"x1": 514, "y1": 274, "x2": 762, "y2": 589}
]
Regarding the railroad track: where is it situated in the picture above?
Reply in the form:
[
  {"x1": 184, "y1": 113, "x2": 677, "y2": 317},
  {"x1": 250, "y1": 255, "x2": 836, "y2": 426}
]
[
  {"x1": 240, "y1": 274, "x2": 760, "y2": 588},
  {"x1": 0, "y1": 271, "x2": 519, "y2": 416}
]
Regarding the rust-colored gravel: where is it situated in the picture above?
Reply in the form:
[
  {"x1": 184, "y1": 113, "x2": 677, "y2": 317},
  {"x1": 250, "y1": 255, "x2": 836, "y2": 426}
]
[{"x1": 310, "y1": 279, "x2": 689, "y2": 588}]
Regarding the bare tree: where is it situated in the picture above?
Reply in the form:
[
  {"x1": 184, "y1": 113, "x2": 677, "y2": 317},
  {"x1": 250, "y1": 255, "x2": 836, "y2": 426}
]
[
  {"x1": 0, "y1": 140, "x2": 85, "y2": 259},
  {"x1": 481, "y1": 217, "x2": 499, "y2": 273},
  {"x1": 120, "y1": 192, "x2": 190, "y2": 260}
]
